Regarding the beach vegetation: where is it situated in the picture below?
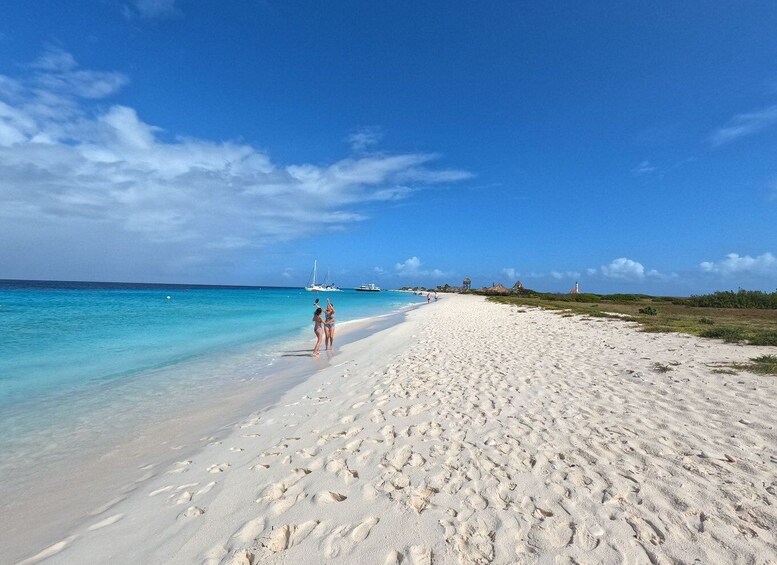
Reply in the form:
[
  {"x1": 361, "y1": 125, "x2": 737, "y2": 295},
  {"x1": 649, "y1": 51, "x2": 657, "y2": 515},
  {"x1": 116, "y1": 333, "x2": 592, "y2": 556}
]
[
  {"x1": 688, "y1": 289, "x2": 777, "y2": 309},
  {"x1": 723, "y1": 355, "x2": 777, "y2": 376},
  {"x1": 746, "y1": 331, "x2": 777, "y2": 346},
  {"x1": 488, "y1": 289, "x2": 777, "y2": 348},
  {"x1": 699, "y1": 326, "x2": 746, "y2": 342}
]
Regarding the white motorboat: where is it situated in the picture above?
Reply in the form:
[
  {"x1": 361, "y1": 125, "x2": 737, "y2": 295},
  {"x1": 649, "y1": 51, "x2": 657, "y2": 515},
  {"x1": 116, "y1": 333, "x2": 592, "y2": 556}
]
[{"x1": 354, "y1": 283, "x2": 381, "y2": 292}]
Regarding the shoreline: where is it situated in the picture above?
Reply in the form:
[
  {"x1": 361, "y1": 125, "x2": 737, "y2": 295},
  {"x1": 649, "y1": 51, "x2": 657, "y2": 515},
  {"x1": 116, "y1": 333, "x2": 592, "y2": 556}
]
[
  {"x1": 11, "y1": 294, "x2": 777, "y2": 564},
  {"x1": 3, "y1": 301, "x2": 423, "y2": 565}
]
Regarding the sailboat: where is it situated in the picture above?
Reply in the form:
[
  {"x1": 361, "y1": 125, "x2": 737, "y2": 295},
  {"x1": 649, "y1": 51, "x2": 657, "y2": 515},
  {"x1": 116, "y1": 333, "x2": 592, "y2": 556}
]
[{"x1": 304, "y1": 260, "x2": 341, "y2": 292}]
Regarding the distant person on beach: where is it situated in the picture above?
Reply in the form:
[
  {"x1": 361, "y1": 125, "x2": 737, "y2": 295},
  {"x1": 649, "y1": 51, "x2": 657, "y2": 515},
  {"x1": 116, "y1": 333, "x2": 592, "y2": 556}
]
[
  {"x1": 324, "y1": 299, "x2": 336, "y2": 350},
  {"x1": 312, "y1": 307, "x2": 324, "y2": 356},
  {"x1": 427, "y1": 292, "x2": 431, "y2": 303}
]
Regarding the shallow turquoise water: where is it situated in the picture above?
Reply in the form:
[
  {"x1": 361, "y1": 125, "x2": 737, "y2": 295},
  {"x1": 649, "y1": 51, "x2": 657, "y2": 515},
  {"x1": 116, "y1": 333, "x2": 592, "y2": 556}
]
[{"x1": 0, "y1": 280, "x2": 423, "y2": 475}]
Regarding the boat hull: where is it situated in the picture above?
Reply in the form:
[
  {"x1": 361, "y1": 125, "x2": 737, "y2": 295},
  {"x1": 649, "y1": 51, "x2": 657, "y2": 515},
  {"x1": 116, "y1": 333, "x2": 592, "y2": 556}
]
[{"x1": 354, "y1": 284, "x2": 381, "y2": 292}]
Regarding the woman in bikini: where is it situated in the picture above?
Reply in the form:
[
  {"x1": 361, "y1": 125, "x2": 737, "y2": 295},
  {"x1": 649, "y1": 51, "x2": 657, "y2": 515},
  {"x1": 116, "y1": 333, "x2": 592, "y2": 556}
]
[
  {"x1": 312, "y1": 307, "x2": 324, "y2": 356},
  {"x1": 323, "y1": 299, "x2": 336, "y2": 350}
]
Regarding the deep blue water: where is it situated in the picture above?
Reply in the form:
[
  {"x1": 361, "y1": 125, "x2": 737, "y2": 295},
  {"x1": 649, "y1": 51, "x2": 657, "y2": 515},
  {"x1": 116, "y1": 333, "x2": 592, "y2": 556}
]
[{"x1": 0, "y1": 280, "x2": 423, "y2": 474}]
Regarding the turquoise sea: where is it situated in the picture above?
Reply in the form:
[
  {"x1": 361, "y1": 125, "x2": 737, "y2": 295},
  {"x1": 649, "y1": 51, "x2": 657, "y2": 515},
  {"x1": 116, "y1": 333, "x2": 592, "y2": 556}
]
[{"x1": 0, "y1": 280, "x2": 424, "y2": 488}]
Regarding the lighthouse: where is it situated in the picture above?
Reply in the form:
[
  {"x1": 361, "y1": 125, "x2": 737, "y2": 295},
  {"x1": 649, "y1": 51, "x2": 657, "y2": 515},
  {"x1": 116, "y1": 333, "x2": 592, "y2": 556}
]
[{"x1": 570, "y1": 281, "x2": 580, "y2": 295}]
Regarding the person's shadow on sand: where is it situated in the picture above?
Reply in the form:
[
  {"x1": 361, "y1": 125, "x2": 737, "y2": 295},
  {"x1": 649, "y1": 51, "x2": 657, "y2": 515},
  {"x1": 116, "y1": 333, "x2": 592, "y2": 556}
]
[{"x1": 281, "y1": 350, "x2": 314, "y2": 357}]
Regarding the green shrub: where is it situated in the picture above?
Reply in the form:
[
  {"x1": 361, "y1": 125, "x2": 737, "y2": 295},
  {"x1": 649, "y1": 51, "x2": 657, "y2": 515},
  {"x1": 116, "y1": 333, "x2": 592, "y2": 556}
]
[
  {"x1": 688, "y1": 289, "x2": 777, "y2": 309},
  {"x1": 700, "y1": 326, "x2": 746, "y2": 342},
  {"x1": 638, "y1": 306, "x2": 657, "y2": 316},
  {"x1": 740, "y1": 355, "x2": 777, "y2": 375},
  {"x1": 698, "y1": 317, "x2": 715, "y2": 325},
  {"x1": 748, "y1": 332, "x2": 777, "y2": 347},
  {"x1": 602, "y1": 294, "x2": 643, "y2": 302}
]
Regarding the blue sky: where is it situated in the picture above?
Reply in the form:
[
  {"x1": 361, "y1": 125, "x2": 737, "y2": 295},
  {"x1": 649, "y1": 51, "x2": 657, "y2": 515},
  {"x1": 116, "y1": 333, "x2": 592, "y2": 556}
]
[{"x1": 1, "y1": 1, "x2": 776, "y2": 294}]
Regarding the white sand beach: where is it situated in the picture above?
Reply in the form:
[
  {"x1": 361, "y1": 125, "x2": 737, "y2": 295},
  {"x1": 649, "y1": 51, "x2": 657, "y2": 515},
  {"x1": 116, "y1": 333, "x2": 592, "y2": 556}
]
[{"x1": 18, "y1": 294, "x2": 777, "y2": 564}]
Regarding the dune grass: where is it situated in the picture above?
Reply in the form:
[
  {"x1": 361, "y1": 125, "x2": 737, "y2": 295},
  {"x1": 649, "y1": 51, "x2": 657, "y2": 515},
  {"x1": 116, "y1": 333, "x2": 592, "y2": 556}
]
[
  {"x1": 488, "y1": 294, "x2": 777, "y2": 374},
  {"x1": 734, "y1": 355, "x2": 777, "y2": 375}
]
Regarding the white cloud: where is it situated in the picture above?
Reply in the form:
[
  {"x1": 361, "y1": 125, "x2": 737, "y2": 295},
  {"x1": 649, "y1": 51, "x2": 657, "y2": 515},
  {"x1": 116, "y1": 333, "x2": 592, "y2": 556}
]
[
  {"x1": 31, "y1": 48, "x2": 78, "y2": 72},
  {"x1": 502, "y1": 268, "x2": 519, "y2": 280},
  {"x1": 0, "y1": 51, "x2": 470, "y2": 280},
  {"x1": 631, "y1": 160, "x2": 656, "y2": 175},
  {"x1": 394, "y1": 257, "x2": 450, "y2": 279},
  {"x1": 395, "y1": 167, "x2": 473, "y2": 184},
  {"x1": 600, "y1": 258, "x2": 645, "y2": 280},
  {"x1": 395, "y1": 257, "x2": 422, "y2": 274},
  {"x1": 709, "y1": 105, "x2": 777, "y2": 147},
  {"x1": 32, "y1": 47, "x2": 128, "y2": 99},
  {"x1": 591, "y1": 258, "x2": 673, "y2": 281},
  {"x1": 550, "y1": 270, "x2": 580, "y2": 280},
  {"x1": 346, "y1": 127, "x2": 382, "y2": 152},
  {"x1": 700, "y1": 252, "x2": 777, "y2": 275}
]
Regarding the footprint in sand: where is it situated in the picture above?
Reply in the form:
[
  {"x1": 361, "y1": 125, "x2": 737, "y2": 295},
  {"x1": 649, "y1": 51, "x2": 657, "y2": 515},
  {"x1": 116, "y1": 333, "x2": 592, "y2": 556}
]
[
  {"x1": 526, "y1": 519, "x2": 573, "y2": 550},
  {"x1": 380, "y1": 425, "x2": 396, "y2": 446},
  {"x1": 226, "y1": 550, "x2": 254, "y2": 565},
  {"x1": 344, "y1": 438, "x2": 363, "y2": 453},
  {"x1": 351, "y1": 516, "x2": 379, "y2": 542},
  {"x1": 296, "y1": 447, "x2": 319, "y2": 458},
  {"x1": 384, "y1": 550, "x2": 404, "y2": 565},
  {"x1": 180, "y1": 506, "x2": 205, "y2": 518},
  {"x1": 571, "y1": 522, "x2": 600, "y2": 551},
  {"x1": 268, "y1": 520, "x2": 320, "y2": 552},
  {"x1": 231, "y1": 516, "x2": 266, "y2": 544},
  {"x1": 326, "y1": 458, "x2": 359, "y2": 483},
  {"x1": 320, "y1": 518, "x2": 380, "y2": 557},
  {"x1": 196, "y1": 482, "x2": 216, "y2": 496},
  {"x1": 149, "y1": 485, "x2": 174, "y2": 497},
  {"x1": 315, "y1": 490, "x2": 348, "y2": 503},
  {"x1": 167, "y1": 460, "x2": 192, "y2": 474},
  {"x1": 207, "y1": 463, "x2": 231, "y2": 473},
  {"x1": 387, "y1": 445, "x2": 412, "y2": 470},
  {"x1": 271, "y1": 488, "x2": 307, "y2": 515},
  {"x1": 87, "y1": 513, "x2": 124, "y2": 531},
  {"x1": 407, "y1": 485, "x2": 437, "y2": 514},
  {"x1": 625, "y1": 515, "x2": 666, "y2": 545},
  {"x1": 409, "y1": 545, "x2": 432, "y2": 565},
  {"x1": 17, "y1": 536, "x2": 78, "y2": 565}
]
